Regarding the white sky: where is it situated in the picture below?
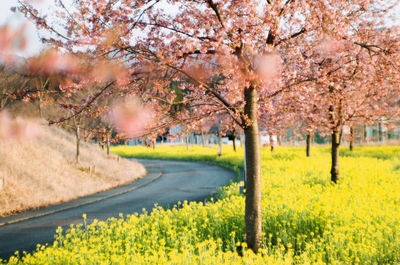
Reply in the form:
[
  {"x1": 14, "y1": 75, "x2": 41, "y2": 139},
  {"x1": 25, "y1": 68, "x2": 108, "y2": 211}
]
[
  {"x1": 0, "y1": 0, "x2": 44, "y2": 57},
  {"x1": 0, "y1": 0, "x2": 399, "y2": 58}
]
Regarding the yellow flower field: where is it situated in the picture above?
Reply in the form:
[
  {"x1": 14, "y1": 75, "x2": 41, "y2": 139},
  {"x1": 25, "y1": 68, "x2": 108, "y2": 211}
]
[{"x1": 2, "y1": 145, "x2": 400, "y2": 264}]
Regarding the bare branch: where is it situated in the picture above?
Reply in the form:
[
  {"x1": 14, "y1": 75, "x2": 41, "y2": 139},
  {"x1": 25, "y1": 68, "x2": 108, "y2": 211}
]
[
  {"x1": 18, "y1": 0, "x2": 71, "y2": 42},
  {"x1": 126, "y1": 0, "x2": 161, "y2": 34},
  {"x1": 141, "y1": 22, "x2": 218, "y2": 41},
  {"x1": 279, "y1": 0, "x2": 293, "y2": 16},
  {"x1": 165, "y1": 63, "x2": 244, "y2": 127},
  {"x1": 276, "y1": 28, "x2": 306, "y2": 46},
  {"x1": 206, "y1": 0, "x2": 225, "y2": 29},
  {"x1": 49, "y1": 81, "x2": 115, "y2": 125}
]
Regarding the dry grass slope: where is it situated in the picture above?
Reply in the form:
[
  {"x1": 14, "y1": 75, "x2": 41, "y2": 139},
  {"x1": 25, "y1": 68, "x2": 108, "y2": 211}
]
[{"x1": 0, "y1": 124, "x2": 146, "y2": 217}]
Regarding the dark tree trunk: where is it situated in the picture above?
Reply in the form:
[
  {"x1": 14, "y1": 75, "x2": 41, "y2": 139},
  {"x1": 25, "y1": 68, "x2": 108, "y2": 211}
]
[
  {"x1": 186, "y1": 131, "x2": 190, "y2": 151},
  {"x1": 306, "y1": 132, "x2": 311, "y2": 157},
  {"x1": 270, "y1": 135, "x2": 274, "y2": 152},
  {"x1": 378, "y1": 122, "x2": 383, "y2": 142},
  {"x1": 217, "y1": 131, "x2": 222, "y2": 156},
  {"x1": 38, "y1": 93, "x2": 43, "y2": 119},
  {"x1": 106, "y1": 132, "x2": 110, "y2": 156},
  {"x1": 331, "y1": 129, "x2": 340, "y2": 183},
  {"x1": 75, "y1": 126, "x2": 80, "y2": 163},
  {"x1": 232, "y1": 130, "x2": 237, "y2": 152},
  {"x1": 244, "y1": 86, "x2": 262, "y2": 253},
  {"x1": 349, "y1": 127, "x2": 354, "y2": 151},
  {"x1": 363, "y1": 124, "x2": 367, "y2": 142}
]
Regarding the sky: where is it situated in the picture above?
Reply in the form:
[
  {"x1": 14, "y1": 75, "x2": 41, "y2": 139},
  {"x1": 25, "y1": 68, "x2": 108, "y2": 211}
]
[
  {"x1": 1, "y1": 0, "x2": 399, "y2": 57},
  {"x1": 0, "y1": 0, "x2": 50, "y2": 57}
]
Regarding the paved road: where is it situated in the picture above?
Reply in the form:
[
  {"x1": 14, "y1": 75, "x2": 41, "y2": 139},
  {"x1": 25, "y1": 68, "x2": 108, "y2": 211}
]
[{"x1": 0, "y1": 159, "x2": 235, "y2": 260}]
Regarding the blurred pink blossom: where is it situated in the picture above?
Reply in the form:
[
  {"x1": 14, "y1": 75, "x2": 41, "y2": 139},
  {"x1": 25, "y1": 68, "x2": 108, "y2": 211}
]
[
  {"x1": 0, "y1": 111, "x2": 12, "y2": 139},
  {"x1": 318, "y1": 38, "x2": 344, "y2": 57},
  {"x1": 26, "y1": 49, "x2": 80, "y2": 75},
  {"x1": 10, "y1": 118, "x2": 42, "y2": 140},
  {"x1": 108, "y1": 97, "x2": 153, "y2": 138},
  {"x1": 255, "y1": 53, "x2": 281, "y2": 81},
  {"x1": 0, "y1": 25, "x2": 27, "y2": 63},
  {"x1": 184, "y1": 63, "x2": 213, "y2": 83},
  {"x1": 0, "y1": 111, "x2": 42, "y2": 140}
]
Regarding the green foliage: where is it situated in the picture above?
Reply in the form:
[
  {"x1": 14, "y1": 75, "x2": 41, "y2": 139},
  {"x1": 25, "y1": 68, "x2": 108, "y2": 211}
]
[{"x1": 3, "y1": 145, "x2": 400, "y2": 264}]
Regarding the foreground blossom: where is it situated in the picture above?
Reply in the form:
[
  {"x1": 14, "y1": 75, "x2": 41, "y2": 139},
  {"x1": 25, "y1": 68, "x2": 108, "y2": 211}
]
[
  {"x1": 107, "y1": 97, "x2": 153, "y2": 138},
  {"x1": 0, "y1": 111, "x2": 42, "y2": 141}
]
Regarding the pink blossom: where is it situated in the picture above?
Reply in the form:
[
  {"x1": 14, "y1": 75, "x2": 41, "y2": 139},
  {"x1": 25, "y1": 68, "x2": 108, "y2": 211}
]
[
  {"x1": 0, "y1": 111, "x2": 12, "y2": 139},
  {"x1": 26, "y1": 49, "x2": 80, "y2": 75},
  {"x1": 0, "y1": 111, "x2": 42, "y2": 140},
  {"x1": 318, "y1": 38, "x2": 344, "y2": 57},
  {"x1": 184, "y1": 63, "x2": 213, "y2": 83},
  {"x1": 10, "y1": 118, "x2": 42, "y2": 140},
  {"x1": 255, "y1": 53, "x2": 281, "y2": 81},
  {"x1": 0, "y1": 25, "x2": 26, "y2": 63},
  {"x1": 108, "y1": 97, "x2": 153, "y2": 138}
]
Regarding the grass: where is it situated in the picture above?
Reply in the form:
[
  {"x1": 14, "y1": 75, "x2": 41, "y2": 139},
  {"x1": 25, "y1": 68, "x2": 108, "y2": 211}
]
[
  {"x1": 0, "y1": 125, "x2": 146, "y2": 217},
  {"x1": 2, "y1": 144, "x2": 400, "y2": 264}
]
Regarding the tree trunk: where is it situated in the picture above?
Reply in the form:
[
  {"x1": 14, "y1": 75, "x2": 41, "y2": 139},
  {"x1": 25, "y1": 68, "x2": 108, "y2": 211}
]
[
  {"x1": 84, "y1": 132, "x2": 92, "y2": 143},
  {"x1": 244, "y1": 86, "x2": 262, "y2": 253},
  {"x1": 75, "y1": 126, "x2": 80, "y2": 163},
  {"x1": 349, "y1": 127, "x2": 354, "y2": 151},
  {"x1": 38, "y1": 93, "x2": 43, "y2": 119},
  {"x1": 306, "y1": 132, "x2": 311, "y2": 157},
  {"x1": 378, "y1": 122, "x2": 383, "y2": 142},
  {"x1": 217, "y1": 131, "x2": 222, "y2": 156},
  {"x1": 270, "y1": 135, "x2": 274, "y2": 152},
  {"x1": 331, "y1": 129, "x2": 340, "y2": 183},
  {"x1": 232, "y1": 130, "x2": 237, "y2": 152},
  {"x1": 201, "y1": 131, "x2": 205, "y2": 147},
  {"x1": 106, "y1": 132, "x2": 110, "y2": 156},
  {"x1": 186, "y1": 130, "x2": 190, "y2": 151},
  {"x1": 363, "y1": 124, "x2": 367, "y2": 142}
]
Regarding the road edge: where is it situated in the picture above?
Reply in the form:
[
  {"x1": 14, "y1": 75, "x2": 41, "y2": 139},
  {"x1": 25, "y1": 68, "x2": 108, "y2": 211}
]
[{"x1": 0, "y1": 162, "x2": 162, "y2": 227}]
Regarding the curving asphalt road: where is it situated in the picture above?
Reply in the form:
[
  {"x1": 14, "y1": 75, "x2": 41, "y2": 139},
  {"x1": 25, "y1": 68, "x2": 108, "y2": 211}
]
[{"x1": 0, "y1": 159, "x2": 235, "y2": 260}]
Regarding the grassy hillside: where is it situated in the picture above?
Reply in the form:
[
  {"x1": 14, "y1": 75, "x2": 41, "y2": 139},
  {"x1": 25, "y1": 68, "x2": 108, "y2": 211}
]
[
  {"x1": 2, "y1": 145, "x2": 400, "y2": 264},
  {"x1": 0, "y1": 124, "x2": 146, "y2": 217}
]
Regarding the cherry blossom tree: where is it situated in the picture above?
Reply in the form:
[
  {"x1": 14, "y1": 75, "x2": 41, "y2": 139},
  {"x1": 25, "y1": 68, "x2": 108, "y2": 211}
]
[
  {"x1": 294, "y1": 25, "x2": 400, "y2": 182},
  {"x1": 17, "y1": 0, "x2": 400, "y2": 252}
]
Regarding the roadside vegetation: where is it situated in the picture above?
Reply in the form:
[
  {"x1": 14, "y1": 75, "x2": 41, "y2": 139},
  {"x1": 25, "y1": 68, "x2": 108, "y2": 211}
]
[
  {"x1": 0, "y1": 126, "x2": 145, "y2": 217},
  {"x1": 2, "y1": 145, "x2": 399, "y2": 264}
]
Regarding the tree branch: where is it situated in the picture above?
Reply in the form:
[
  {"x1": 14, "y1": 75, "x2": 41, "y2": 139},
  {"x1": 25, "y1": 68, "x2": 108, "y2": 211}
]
[
  {"x1": 279, "y1": 0, "x2": 294, "y2": 16},
  {"x1": 165, "y1": 63, "x2": 244, "y2": 127},
  {"x1": 206, "y1": 0, "x2": 225, "y2": 29},
  {"x1": 276, "y1": 28, "x2": 306, "y2": 46},
  {"x1": 141, "y1": 22, "x2": 218, "y2": 41},
  {"x1": 49, "y1": 81, "x2": 115, "y2": 125}
]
